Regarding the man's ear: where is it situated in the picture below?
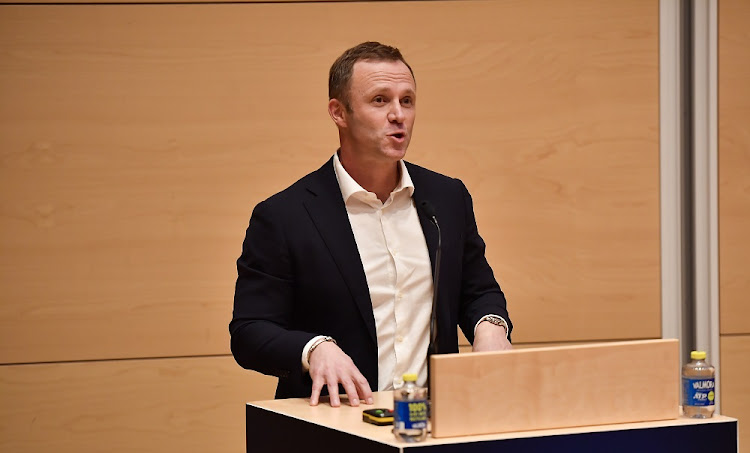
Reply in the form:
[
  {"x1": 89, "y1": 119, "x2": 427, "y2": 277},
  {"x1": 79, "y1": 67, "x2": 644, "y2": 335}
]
[{"x1": 328, "y1": 98, "x2": 347, "y2": 128}]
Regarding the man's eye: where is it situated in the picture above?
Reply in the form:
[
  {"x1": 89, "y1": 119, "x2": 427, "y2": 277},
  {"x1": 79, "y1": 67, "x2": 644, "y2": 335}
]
[
  {"x1": 374, "y1": 96, "x2": 385, "y2": 104},
  {"x1": 402, "y1": 97, "x2": 413, "y2": 106}
]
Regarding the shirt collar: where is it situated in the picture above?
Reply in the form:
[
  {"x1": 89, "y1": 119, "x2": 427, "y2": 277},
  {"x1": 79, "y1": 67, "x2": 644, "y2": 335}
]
[{"x1": 332, "y1": 151, "x2": 415, "y2": 204}]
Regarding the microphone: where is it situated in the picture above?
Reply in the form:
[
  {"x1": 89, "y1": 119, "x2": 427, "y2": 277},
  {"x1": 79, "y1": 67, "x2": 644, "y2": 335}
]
[{"x1": 419, "y1": 200, "x2": 441, "y2": 397}]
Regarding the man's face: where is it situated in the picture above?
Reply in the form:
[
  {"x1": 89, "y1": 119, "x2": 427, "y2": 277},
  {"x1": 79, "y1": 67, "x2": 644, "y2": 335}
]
[{"x1": 340, "y1": 60, "x2": 416, "y2": 164}]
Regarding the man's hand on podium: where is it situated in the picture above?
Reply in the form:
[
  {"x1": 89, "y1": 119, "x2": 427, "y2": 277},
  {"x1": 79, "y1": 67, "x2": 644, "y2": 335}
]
[
  {"x1": 308, "y1": 341, "x2": 374, "y2": 408},
  {"x1": 472, "y1": 321, "x2": 513, "y2": 352}
]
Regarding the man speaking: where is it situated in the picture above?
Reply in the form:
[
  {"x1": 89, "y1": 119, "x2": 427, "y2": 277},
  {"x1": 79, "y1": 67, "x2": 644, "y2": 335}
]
[{"x1": 230, "y1": 42, "x2": 512, "y2": 408}]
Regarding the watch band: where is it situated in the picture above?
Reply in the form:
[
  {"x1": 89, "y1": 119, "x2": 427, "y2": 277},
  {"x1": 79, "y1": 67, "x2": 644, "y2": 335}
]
[
  {"x1": 479, "y1": 315, "x2": 510, "y2": 339},
  {"x1": 306, "y1": 336, "x2": 336, "y2": 365}
]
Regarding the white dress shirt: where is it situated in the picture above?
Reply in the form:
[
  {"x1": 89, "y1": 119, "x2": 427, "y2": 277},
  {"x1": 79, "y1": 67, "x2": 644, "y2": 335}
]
[
  {"x1": 301, "y1": 154, "x2": 508, "y2": 390},
  {"x1": 301, "y1": 154, "x2": 433, "y2": 390}
]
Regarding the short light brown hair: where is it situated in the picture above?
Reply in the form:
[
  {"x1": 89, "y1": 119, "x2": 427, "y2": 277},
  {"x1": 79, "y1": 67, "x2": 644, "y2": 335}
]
[{"x1": 329, "y1": 41, "x2": 415, "y2": 111}]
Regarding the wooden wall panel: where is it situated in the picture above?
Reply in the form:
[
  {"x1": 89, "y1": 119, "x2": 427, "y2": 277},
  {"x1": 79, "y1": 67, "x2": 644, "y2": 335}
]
[
  {"x1": 0, "y1": 356, "x2": 276, "y2": 453},
  {"x1": 718, "y1": 0, "x2": 749, "y2": 447},
  {"x1": 720, "y1": 336, "x2": 750, "y2": 450},
  {"x1": 0, "y1": 0, "x2": 662, "y2": 451},
  {"x1": 0, "y1": 0, "x2": 660, "y2": 365},
  {"x1": 719, "y1": 0, "x2": 750, "y2": 335},
  {"x1": 406, "y1": 1, "x2": 661, "y2": 346}
]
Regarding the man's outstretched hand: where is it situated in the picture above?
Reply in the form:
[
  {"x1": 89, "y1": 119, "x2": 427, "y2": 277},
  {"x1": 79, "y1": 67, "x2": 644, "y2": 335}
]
[{"x1": 308, "y1": 341, "x2": 374, "y2": 407}]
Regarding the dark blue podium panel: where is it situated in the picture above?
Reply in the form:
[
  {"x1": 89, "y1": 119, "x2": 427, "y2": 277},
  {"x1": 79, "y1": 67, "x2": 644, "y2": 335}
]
[
  {"x1": 247, "y1": 406, "x2": 395, "y2": 453},
  {"x1": 421, "y1": 422, "x2": 737, "y2": 453},
  {"x1": 246, "y1": 404, "x2": 738, "y2": 453}
]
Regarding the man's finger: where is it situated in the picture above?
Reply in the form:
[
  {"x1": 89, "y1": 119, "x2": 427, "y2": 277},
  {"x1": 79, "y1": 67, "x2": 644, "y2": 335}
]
[
  {"x1": 309, "y1": 378, "x2": 324, "y2": 406},
  {"x1": 327, "y1": 379, "x2": 341, "y2": 407},
  {"x1": 354, "y1": 374, "x2": 374, "y2": 404},
  {"x1": 341, "y1": 379, "x2": 360, "y2": 407}
]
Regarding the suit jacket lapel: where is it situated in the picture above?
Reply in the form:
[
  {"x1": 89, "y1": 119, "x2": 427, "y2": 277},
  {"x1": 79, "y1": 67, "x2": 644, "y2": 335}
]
[{"x1": 302, "y1": 159, "x2": 377, "y2": 345}]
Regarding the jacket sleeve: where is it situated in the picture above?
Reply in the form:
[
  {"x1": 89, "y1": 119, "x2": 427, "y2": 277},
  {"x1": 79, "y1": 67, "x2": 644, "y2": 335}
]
[
  {"x1": 229, "y1": 199, "x2": 316, "y2": 377},
  {"x1": 455, "y1": 179, "x2": 513, "y2": 344}
]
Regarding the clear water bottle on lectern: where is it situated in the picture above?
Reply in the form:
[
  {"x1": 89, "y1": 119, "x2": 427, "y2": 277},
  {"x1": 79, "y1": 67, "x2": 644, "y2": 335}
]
[
  {"x1": 393, "y1": 373, "x2": 428, "y2": 442},
  {"x1": 682, "y1": 350, "x2": 715, "y2": 418}
]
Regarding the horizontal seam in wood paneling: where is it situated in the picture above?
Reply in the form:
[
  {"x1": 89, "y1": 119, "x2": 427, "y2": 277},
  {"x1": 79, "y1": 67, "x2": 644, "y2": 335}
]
[
  {"x1": 4, "y1": 337, "x2": 665, "y2": 366},
  {"x1": 460, "y1": 338, "x2": 663, "y2": 349},
  {"x1": 0, "y1": 0, "x2": 454, "y2": 6},
  {"x1": 0, "y1": 353, "x2": 233, "y2": 367},
  {"x1": 510, "y1": 337, "x2": 663, "y2": 346}
]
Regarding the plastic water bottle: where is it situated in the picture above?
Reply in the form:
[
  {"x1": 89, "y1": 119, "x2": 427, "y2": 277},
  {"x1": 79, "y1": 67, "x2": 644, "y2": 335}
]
[
  {"x1": 682, "y1": 350, "x2": 715, "y2": 418},
  {"x1": 393, "y1": 373, "x2": 428, "y2": 442}
]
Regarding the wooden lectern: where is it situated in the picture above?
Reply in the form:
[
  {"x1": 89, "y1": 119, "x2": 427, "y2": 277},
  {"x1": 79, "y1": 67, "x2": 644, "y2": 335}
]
[
  {"x1": 245, "y1": 340, "x2": 738, "y2": 452},
  {"x1": 430, "y1": 339, "x2": 680, "y2": 437}
]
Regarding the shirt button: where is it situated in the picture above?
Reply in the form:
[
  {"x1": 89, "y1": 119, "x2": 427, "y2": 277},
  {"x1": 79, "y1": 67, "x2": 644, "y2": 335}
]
[{"x1": 396, "y1": 335, "x2": 404, "y2": 343}]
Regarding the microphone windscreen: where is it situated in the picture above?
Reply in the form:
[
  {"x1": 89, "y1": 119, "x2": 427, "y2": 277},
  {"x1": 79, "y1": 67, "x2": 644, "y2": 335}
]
[{"x1": 419, "y1": 200, "x2": 437, "y2": 218}]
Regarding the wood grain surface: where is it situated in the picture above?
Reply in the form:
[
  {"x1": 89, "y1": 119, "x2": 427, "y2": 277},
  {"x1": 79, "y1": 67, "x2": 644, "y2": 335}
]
[
  {"x1": 717, "y1": 1, "x2": 750, "y2": 449},
  {"x1": 719, "y1": 0, "x2": 750, "y2": 335},
  {"x1": 0, "y1": 355, "x2": 276, "y2": 453},
  {"x1": 250, "y1": 387, "x2": 733, "y2": 447},
  {"x1": 0, "y1": 0, "x2": 660, "y2": 366},
  {"x1": 431, "y1": 340, "x2": 679, "y2": 438},
  {"x1": 720, "y1": 335, "x2": 750, "y2": 451}
]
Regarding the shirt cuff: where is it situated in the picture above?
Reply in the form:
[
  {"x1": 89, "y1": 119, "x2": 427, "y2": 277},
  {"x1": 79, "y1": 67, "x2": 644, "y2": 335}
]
[
  {"x1": 301, "y1": 335, "x2": 329, "y2": 371},
  {"x1": 474, "y1": 315, "x2": 510, "y2": 339}
]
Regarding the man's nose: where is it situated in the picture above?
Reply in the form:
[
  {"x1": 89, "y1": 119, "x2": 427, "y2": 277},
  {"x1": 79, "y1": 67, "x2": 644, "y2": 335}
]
[{"x1": 387, "y1": 102, "x2": 405, "y2": 123}]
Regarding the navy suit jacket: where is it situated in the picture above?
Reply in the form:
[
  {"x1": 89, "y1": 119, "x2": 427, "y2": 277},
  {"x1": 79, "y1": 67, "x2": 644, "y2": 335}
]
[{"x1": 230, "y1": 157, "x2": 511, "y2": 399}]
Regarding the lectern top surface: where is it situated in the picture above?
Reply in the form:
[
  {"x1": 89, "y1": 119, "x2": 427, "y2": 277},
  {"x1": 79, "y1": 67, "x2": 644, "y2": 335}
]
[{"x1": 248, "y1": 391, "x2": 736, "y2": 448}]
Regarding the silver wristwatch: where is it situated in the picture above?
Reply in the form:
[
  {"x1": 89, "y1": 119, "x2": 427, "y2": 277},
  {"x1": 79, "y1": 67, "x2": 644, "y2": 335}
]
[
  {"x1": 480, "y1": 315, "x2": 509, "y2": 338},
  {"x1": 306, "y1": 336, "x2": 336, "y2": 366}
]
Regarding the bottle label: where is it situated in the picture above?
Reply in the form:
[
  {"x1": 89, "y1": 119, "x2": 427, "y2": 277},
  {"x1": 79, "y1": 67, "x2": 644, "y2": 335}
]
[
  {"x1": 682, "y1": 377, "x2": 715, "y2": 407},
  {"x1": 394, "y1": 399, "x2": 428, "y2": 430}
]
